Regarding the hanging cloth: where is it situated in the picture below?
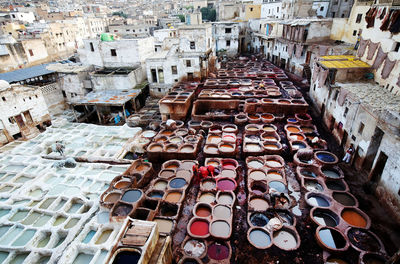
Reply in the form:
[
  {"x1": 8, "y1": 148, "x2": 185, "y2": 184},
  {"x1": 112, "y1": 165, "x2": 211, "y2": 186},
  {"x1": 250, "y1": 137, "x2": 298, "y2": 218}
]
[
  {"x1": 312, "y1": 64, "x2": 320, "y2": 83},
  {"x1": 372, "y1": 47, "x2": 387, "y2": 69},
  {"x1": 366, "y1": 42, "x2": 379, "y2": 60},
  {"x1": 396, "y1": 74, "x2": 400, "y2": 87},
  {"x1": 318, "y1": 68, "x2": 329, "y2": 85},
  {"x1": 337, "y1": 89, "x2": 349, "y2": 106},
  {"x1": 389, "y1": 10, "x2": 400, "y2": 34},
  {"x1": 356, "y1": 38, "x2": 369, "y2": 57},
  {"x1": 379, "y1": 7, "x2": 386, "y2": 20},
  {"x1": 365, "y1": 7, "x2": 377, "y2": 28},
  {"x1": 381, "y1": 58, "x2": 396, "y2": 79},
  {"x1": 288, "y1": 43, "x2": 295, "y2": 57},
  {"x1": 381, "y1": 9, "x2": 393, "y2": 31},
  {"x1": 295, "y1": 44, "x2": 302, "y2": 58}
]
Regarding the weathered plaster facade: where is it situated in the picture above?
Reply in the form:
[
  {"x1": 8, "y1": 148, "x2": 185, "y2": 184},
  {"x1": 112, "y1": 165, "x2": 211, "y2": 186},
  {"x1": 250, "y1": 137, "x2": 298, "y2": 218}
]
[{"x1": 212, "y1": 22, "x2": 239, "y2": 56}]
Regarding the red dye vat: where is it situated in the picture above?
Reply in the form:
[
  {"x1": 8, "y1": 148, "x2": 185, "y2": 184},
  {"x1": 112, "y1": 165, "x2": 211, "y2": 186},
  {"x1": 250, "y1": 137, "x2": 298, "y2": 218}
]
[
  {"x1": 223, "y1": 135, "x2": 236, "y2": 141},
  {"x1": 208, "y1": 243, "x2": 229, "y2": 260},
  {"x1": 222, "y1": 162, "x2": 236, "y2": 170},
  {"x1": 217, "y1": 179, "x2": 235, "y2": 191},
  {"x1": 190, "y1": 220, "x2": 209, "y2": 236}
]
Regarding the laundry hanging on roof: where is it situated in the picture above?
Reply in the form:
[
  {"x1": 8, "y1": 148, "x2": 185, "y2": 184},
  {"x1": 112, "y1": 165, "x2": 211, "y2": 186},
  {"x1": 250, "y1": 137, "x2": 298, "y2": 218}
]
[
  {"x1": 288, "y1": 43, "x2": 294, "y2": 57},
  {"x1": 389, "y1": 10, "x2": 400, "y2": 34},
  {"x1": 381, "y1": 57, "x2": 396, "y2": 79},
  {"x1": 380, "y1": 9, "x2": 393, "y2": 30},
  {"x1": 337, "y1": 88, "x2": 349, "y2": 106},
  {"x1": 312, "y1": 64, "x2": 320, "y2": 83},
  {"x1": 372, "y1": 47, "x2": 387, "y2": 69},
  {"x1": 295, "y1": 44, "x2": 303, "y2": 58},
  {"x1": 318, "y1": 67, "x2": 329, "y2": 85},
  {"x1": 319, "y1": 46, "x2": 329, "y2": 56},
  {"x1": 365, "y1": 7, "x2": 378, "y2": 28},
  {"x1": 367, "y1": 42, "x2": 379, "y2": 60},
  {"x1": 356, "y1": 38, "x2": 369, "y2": 58},
  {"x1": 379, "y1": 7, "x2": 386, "y2": 20},
  {"x1": 396, "y1": 74, "x2": 400, "y2": 87}
]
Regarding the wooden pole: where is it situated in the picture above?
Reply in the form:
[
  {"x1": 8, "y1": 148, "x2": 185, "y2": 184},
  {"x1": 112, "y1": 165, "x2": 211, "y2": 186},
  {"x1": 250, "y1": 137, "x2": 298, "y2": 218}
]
[
  {"x1": 96, "y1": 106, "x2": 102, "y2": 124},
  {"x1": 122, "y1": 103, "x2": 127, "y2": 122}
]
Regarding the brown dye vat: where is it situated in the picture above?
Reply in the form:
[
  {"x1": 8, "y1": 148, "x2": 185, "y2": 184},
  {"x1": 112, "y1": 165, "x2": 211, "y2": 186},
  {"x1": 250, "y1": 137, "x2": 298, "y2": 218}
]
[
  {"x1": 219, "y1": 143, "x2": 235, "y2": 153},
  {"x1": 205, "y1": 159, "x2": 220, "y2": 167},
  {"x1": 204, "y1": 144, "x2": 219, "y2": 155},
  {"x1": 346, "y1": 228, "x2": 384, "y2": 253},
  {"x1": 180, "y1": 144, "x2": 195, "y2": 153},
  {"x1": 245, "y1": 124, "x2": 260, "y2": 134},
  {"x1": 103, "y1": 191, "x2": 122, "y2": 204},
  {"x1": 285, "y1": 125, "x2": 301, "y2": 133},
  {"x1": 165, "y1": 191, "x2": 183, "y2": 203},
  {"x1": 159, "y1": 202, "x2": 179, "y2": 218},
  {"x1": 165, "y1": 144, "x2": 179, "y2": 152},
  {"x1": 114, "y1": 179, "x2": 132, "y2": 189},
  {"x1": 163, "y1": 160, "x2": 180, "y2": 170},
  {"x1": 234, "y1": 114, "x2": 248, "y2": 125},
  {"x1": 261, "y1": 113, "x2": 275, "y2": 123},
  {"x1": 340, "y1": 208, "x2": 369, "y2": 228},
  {"x1": 250, "y1": 181, "x2": 268, "y2": 195},
  {"x1": 155, "y1": 136, "x2": 168, "y2": 143},
  {"x1": 289, "y1": 133, "x2": 306, "y2": 141},
  {"x1": 262, "y1": 124, "x2": 277, "y2": 132},
  {"x1": 249, "y1": 197, "x2": 269, "y2": 211},
  {"x1": 194, "y1": 203, "x2": 212, "y2": 218},
  {"x1": 266, "y1": 170, "x2": 284, "y2": 181},
  {"x1": 159, "y1": 169, "x2": 175, "y2": 179},
  {"x1": 148, "y1": 143, "x2": 163, "y2": 152}
]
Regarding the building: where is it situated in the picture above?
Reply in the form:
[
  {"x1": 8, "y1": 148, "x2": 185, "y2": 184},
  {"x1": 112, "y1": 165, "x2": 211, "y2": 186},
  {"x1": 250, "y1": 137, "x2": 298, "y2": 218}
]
[
  {"x1": 9, "y1": 11, "x2": 35, "y2": 23},
  {"x1": 260, "y1": 0, "x2": 283, "y2": 19},
  {"x1": 328, "y1": 0, "x2": 355, "y2": 18},
  {"x1": 213, "y1": 22, "x2": 240, "y2": 56},
  {"x1": 309, "y1": 54, "x2": 400, "y2": 209},
  {"x1": 216, "y1": 1, "x2": 241, "y2": 21},
  {"x1": 0, "y1": 80, "x2": 51, "y2": 145},
  {"x1": 185, "y1": 13, "x2": 202, "y2": 25},
  {"x1": 108, "y1": 24, "x2": 152, "y2": 38}
]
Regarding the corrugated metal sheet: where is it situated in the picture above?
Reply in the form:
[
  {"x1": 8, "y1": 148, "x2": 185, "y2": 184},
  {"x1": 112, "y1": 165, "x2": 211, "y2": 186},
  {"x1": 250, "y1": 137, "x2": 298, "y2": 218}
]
[{"x1": 0, "y1": 63, "x2": 55, "y2": 83}]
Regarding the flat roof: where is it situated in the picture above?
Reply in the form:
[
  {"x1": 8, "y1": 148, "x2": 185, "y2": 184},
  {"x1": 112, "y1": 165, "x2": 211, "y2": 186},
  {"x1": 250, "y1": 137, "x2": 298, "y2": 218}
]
[
  {"x1": 70, "y1": 89, "x2": 140, "y2": 106},
  {"x1": 319, "y1": 55, "x2": 371, "y2": 69},
  {"x1": 0, "y1": 63, "x2": 55, "y2": 83}
]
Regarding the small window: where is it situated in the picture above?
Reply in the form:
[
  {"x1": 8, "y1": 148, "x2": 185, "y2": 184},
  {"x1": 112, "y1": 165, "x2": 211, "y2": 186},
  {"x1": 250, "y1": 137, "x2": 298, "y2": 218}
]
[
  {"x1": 111, "y1": 49, "x2": 117, "y2": 56},
  {"x1": 333, "y1": 90, "x2": 339, "y2": 101},
  {"x1": 344, "y1": 107, "x2": 349, "y2": 118},
  {"x1": 186, "y1": 60, "x2": 191, "y2": 67},
  {"x1": 250, "y1": 7, "x2": 253, "y2": 11},
  {"x1": 8, "y1": 117, "x2": 15, "y2": 124},
  {"x1": 341, "y1": 13, "x2": 345, "y2": 18},
  {"x1": 90, "y1": 42, "x2": 94, "y2": 52},
  {"x1": 353, "y1": 30, "x2": 357, "y2": 36},
  {"x1": 226, "y1": 40, "x2": 231, "y2": 47},
  {"x1": 114, "y1": 30, "x2": 118, "y2": 32},
  {"x1": 28, "y1": 49, "x2": 34, "y2": 56},
  {"x1": 187, "y1": 72, "x2": 194, "y2": 80},
  {"x1": 2, "y1": 97, "x2": 5, "y2": 101},
  {"x1": 358, "y1": 122, "x2": 365, "y2": 135},
  {"x1": 277, "y1": 7, "x2": 279, "y2": 12},
  {"x1": 356, "y1": 14, "x2": 362, "y2": 23},
  {"x1": 394, "y1": 42, "x2": 400, "y2": 52},
  {"x1": 320, "y1": 6, "x2": 324, "y2": 11},
  {"x1": 171, "y1": 66, "x2": 177, "y2": 74},
  {"x1": 225, "y1": 28, "x2": 232, "y2": 34},
  {"x1": 190, "y1": 41, "x2": 195, "y2": 50}
]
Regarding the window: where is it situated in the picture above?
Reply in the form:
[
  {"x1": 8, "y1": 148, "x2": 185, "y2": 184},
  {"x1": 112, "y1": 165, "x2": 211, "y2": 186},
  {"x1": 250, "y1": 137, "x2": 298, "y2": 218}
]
[
  {"x1": 186, "y1": 60, "x2": 191, "y2": 67},
  {"x1": 353, "y1": 30, "x2": 357, "y2": 36},
  {"x1": 110, "y1": 49, "x2": 117, "y2": 56},
  {"x1": 344, "y1": 107, "x2": 349, "y2": 118},
  {"x1": 358, "y1": 122, "x2": 365, "y2": 135},
  {"x1": 333, "y1": 90, "x2": 339, "y2": 101},
  {"x1": 158, "y1": 68, "x2": 164, "y2": 83},
  {"x1": 250, "y1": 7, "x2": 253, "y2": 11},
  {"x1": 320, "y1": 6, "x2": 324, "y2": 11},
  {"x1": 114, "y1": 30, "x2": 118, "y2": 32},
  {"x1": 171, "y1": 66, "x2": 177, "y2": 74},
  {"x1": 226, "y1": 40, "x2": 231, "y2": 47},
  {"x1": 2, "y1": 96, "x2": 5, "y2": 101},
  {"x1": 356, "y1": 14, "x2": 362, "y2": 23},
  {"x1": 187, "y1": 72, "x2": 194, "y2": 80},
  {"x1": 151, "y1": 69, "x2": 157, "y2": 83},
  {"x1": 90, "y1": 42, "x2": 94, "y2": 52},
  {"x1": 394, "y1": 42, "x2": 400, "y2": 52},
  {"x1": 8, "y1": 117, "x2": 15, "y2": 124},
  {"x1": 190, "y1": 41, "x2": 195, "y2": 50},
  {"x1": 225, "y1": 28, "x2": 231, "y2": 34},
  {"x1": 28, "y1": 49, "x2": 34, "y2": 56},
  {"x1": 277, "y1": 7, "x2": 279, "y2": 12}
]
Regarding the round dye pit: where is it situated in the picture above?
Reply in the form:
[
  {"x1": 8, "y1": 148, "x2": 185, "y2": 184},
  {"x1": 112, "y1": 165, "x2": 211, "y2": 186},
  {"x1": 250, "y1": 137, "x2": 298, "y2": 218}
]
[
  {"x1": 362, "y1": 253, "x2": 387, "y2": 264},
  {"x1": 248, "y1": 160, "x2": 264, "y2": 169},
  {"x1": 301, "y1": 169, "x2": 317, "y2": 178},
  {"x1": 292, "y1": 142, "x2": 306, "y2": 150},
  {"x1": 318, "y1": 228, "x2": 347, "y2": 250},
  {"x1": 277, "y1": 211, "x2": 294, "y2": 226},
  {"x1": 208, "y1": 242, "x2": 229, "y2": 260},
  {"x1": 250, "y1": 170, "x2": 267, "y2": 182},
  {"x1": 169, "y1": 178, "x2": 187, "y2": 189},
  {"x1": 219, "y1": 144, "x2": 235, "y2": 152},
  {"x1": 249, "y1": 229, "x2": 271, "y2": 248},
  {"x1": 199, "y1": 192, "x2": 215, "y2": 204},
  {"x1": 165, "y1": 192, "x2": 182, "y2": 203},
  {"x1": 149, "y1": 144, "x2": 163, "y2": 152},
  {"x1": 266, "y1": 171, "x2": 283, "y2": 181},
  {"x1": 103, "y1": 192, "x2": 121, "y2": 203},
  {"x1": 222, "y1": 161, "x2": 237, "y2": 170},
  {"x1": 341, "y1": 209, "x2": 368, "y2": 228},
  {"x1": 322, "y1": 169, "x2": 341, "y2": 179},
  {"x1": 246, "y1": 143, "x2": 262, "y2": 152},
  {"x1": 195, "y1": 205, "x2": 211, "y2": 217},
  {"x1": 251, "y1": 182, "x2": 267, "y2": 195},
  {"x1": 326, "y1": 180, "x2": 346, "y2": 191},
  {"x1": 218, "y1": 193, "x2": 233, "y2": 205},
  {"x1": 160, "y1": 170, "x2": 175, "y2": 179},
  {"x1": 112, "y1": 250, "x2": 141, "y2": 264},
  {"x1": 154, "y1": 180, "x2": 168, "y2": 191},
  {"x1": 201, "y1": 180, "x2": 216, "y2": 190},
  {"x1": 273, "y1": 229, "x2": 298, "y2": 250},
  {"x1": 183, "y1": 239, "x2": 206, "y2": 258},
  {"x1": 249, "y1": 198, "x2": 269, "y2": 211},
  {"x1": 220, "y1": 169, "x2": 236, "y2": 178},
  {"x1": 348, "y1": 228, "x2": 381, "y2": 252},
  {"x1": 205, "y1": 145, "x2": 218, "y2": 154},
  {"x1": 121, "y1": 190, "x2": 142, "y2": 203},
  {"x1": 325, "y1": 257, "x2": 349, "y2": 264},
  {"x1": 166, "y1": 144, "x2": 178, "y2": 152},
  {"x1": 207, "y1": 135, "x2": 221, "y2": 144},
  {"x1": 113, "y1": 204, "x2": 133, "y2": 216},
  {"x1": 287, "y1": 126, "x2": 300, "y2": 133},
  {"x1": 189, "y1": 220, "x2": 209, "y2": 237},
  {"x1": 211, "y1": 221, "x2": 230, "y2": 238},
  {"x1": 316, "y1": 152, "x2": 337, "y2": 163},
  {"x1": 250, "y1": 213, "x2": 269, "y2": 227},
  {"x1": 304, "y1": 180, "x2": 324, "y2": 192},
  {"x1": 307, "y1": 195, "x2": 330, "y2": 207},
  {"x1": 148, "y1": 191, "x2": 164, "y2": 199},
  {"x1": 268, "y1": 181, "x2": 287, "y2": 193},
  {"x1": 176, "y1": 170, "x2": 192, "y2": 178},
  {"x1": 114, "y1": 179, "x2": 131, "y2": 189},
  {"x1": 333, "y1": 192, "x2": 356, "y2": 206},
  {"x1": 262, "y1": 125, "x2": 276, "y2": 132},
  {"x1": 217, "y1": 179, "x2": 236, "y2": 191},
  {"x1": 213, "y1": 205, "x2": 231, "y2": 219},
  {"x1": 266, "y1": 159, "x2": 282, "y2": 168},
  {"x1": 312, "y1": 209, "x2": 339, "y2": 227}
]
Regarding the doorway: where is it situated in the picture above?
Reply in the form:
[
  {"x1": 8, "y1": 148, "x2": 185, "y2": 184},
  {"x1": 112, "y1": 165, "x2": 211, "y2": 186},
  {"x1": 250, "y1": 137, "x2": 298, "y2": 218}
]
[
  {"x1": 14, "y1": 115, "x2": 26, "y2": 130},
  {"x1": 23, "y1": 111, "x2": 33, "y2": 124},
  {"x1": 369, "y1": 152, "x2": 388, "y2": 183},
  {"x1": 363, "y1": 126, "x2": 384, "y2": 171},
  {"x1": 341, "y1": 131, "x2": 348, "y2": 148}
]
